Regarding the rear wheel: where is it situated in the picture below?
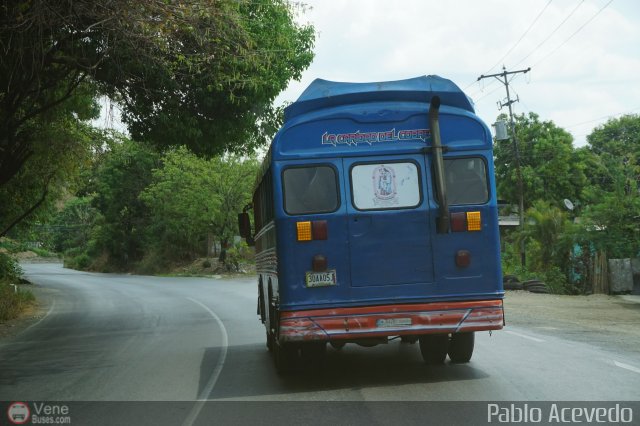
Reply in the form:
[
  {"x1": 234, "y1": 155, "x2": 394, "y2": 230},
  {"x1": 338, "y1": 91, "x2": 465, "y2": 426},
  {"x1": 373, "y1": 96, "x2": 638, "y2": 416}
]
[
  {"x1": 301, "y1": 342, "x2": 326, "y2": 372},
  {"x1": 266, "y1": 331, "x2": 274, "y2": 352},
  {"x1": 274, "y1": 341, "x2": 299, "y2": 374},
  {"x1": 448, "y1": 332, "x2": 475, "y2": 363},
  {"x1": 419, "y1": 334, "x2": 449, "y2": 365},
  {"x1": 330, "y1": 341, "x2": 346, "y2": 350}
]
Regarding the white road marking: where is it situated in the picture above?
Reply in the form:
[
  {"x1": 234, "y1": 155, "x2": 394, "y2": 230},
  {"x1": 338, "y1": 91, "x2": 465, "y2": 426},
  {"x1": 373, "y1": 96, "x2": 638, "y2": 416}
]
[
  {"x1": 182, "y1": 298, "x2": 229, "y2": 426},
  {"x1": 504, "y1": 330, "x2": 545, "y2": 343},
  {"x1": 25, "y1": 298, "x2": 56, "y2": 332},
  {"x1": 614, "y1": 361, "x2": 640, "y2": 375},
  {"x1": 0, "y1": 299, "x2": 57, "y2": 349}
]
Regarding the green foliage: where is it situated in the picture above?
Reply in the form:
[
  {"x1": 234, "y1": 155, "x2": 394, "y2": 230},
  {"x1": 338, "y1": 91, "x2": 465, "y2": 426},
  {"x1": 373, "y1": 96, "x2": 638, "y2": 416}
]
[
  {"x1": 0, "y1": 281, "x2": 35, "y2": 322},
  {"x1": 140, "y1": 147, "x2": 258, "y2": 268},
  {"x1": 578, "y1": 164, "x2": 640, "y2": 259},
  {"x1": 90, "y1": 137, "x2": 160, "y2": 270},
  {"x1": 0, "y1": 252, "x2": 32, "y2": 322},
  {"x1": 587, "y1": 114, "x2": 640, "y2": 161},
  {"x1": 224, "y1": 241, "x2": 253, "y2": 272},
  {"x1": 521, "y1": 200, "x2": 574, "y2": 270},
  {"x1": 502, "y1": 201, "x2": 576, "y2": 294},
  {"x1": 50, "y1": 197, "x2": 101, "y2": 254},
  {"x1": 63, "y1": 249, "x2": 92, "y2": 271},
  {"x1": 494, "y1": 112, "x2": 586, "y2": 209},
  {"x1": 140, "y1": 147, "x2": 220, "y2": 260},
  {"x1": 1, "y1": 0, "x2": 315, "y2": 189},
  {"x1": 577, "y1": 114, "x2": 640, "y2": 259},
  {"x1": 0, "y1": 113, "x2": 102, "y2": 238},
  {"x1": 0, "y1": 252, "x2": 23, "y2": 283}
]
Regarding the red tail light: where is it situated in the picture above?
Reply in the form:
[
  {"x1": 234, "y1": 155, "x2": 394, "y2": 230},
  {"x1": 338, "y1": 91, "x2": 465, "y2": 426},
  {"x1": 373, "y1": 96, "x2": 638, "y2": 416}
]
[
  {"x1": 451, "y1": 212, "x2": 466, "y2": 232},
  {"x1": 312, "y1": 254, "x2": 327, "y2": 272},
  {"x1": 312, "y1": 220, "x2": 328, "y2": 240},
  {"x1": 456, "y1": 250, "x2": 471, "y2": 268}
]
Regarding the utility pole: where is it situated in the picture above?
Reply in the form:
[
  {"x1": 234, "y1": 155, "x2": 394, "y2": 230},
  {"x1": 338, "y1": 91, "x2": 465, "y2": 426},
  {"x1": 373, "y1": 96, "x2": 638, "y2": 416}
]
[{"x1": 477, "y1": 65, "x2": 530, "y2": 266}]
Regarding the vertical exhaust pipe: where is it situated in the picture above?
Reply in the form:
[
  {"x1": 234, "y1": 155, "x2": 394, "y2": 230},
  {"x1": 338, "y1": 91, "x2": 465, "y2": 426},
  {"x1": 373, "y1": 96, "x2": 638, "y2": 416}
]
[{"x1": 429, "y1": 96, "x2": 449, "y2": 234}]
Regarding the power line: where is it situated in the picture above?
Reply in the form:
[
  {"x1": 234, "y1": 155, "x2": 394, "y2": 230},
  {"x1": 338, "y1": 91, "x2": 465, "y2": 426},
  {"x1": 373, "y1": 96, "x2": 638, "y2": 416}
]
[
  {"x1": 462, "y1": 1, "x2": 551, "y2": 91},
  {"x1": 481, "y1": 0, "x2": 553, "y2": 78},
  {"x1": 564, "y1": 106, "x2": 640, "y2": 128},
  {"x1": 531, "y1": 0, "x2": 614, "y2": 68},
  {"x1": 512, "y1": 0, "x2": 585, "y2": 68}
]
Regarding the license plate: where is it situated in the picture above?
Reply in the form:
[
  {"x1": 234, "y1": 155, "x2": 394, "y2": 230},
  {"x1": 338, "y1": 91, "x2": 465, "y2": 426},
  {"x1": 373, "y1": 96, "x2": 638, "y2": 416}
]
[
  {"x1": 305, "y1": 270, "x2": 337, "y2": 288},
  {"x1": 376, "y1": 318, "x2": 412, "y2": 328}
]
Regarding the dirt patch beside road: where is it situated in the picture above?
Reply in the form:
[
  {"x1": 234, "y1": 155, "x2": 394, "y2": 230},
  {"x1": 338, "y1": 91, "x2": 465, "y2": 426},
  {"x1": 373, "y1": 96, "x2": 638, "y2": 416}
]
[{"x1": 504, "y1": 291, "x2": 640, "y2": 355}]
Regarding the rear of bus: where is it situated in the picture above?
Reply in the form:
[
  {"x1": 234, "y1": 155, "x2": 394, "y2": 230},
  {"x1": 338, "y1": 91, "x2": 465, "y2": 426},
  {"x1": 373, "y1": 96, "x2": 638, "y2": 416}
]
[{"x1": 265, "y1": 76, "x2": 503, "y2": 367}]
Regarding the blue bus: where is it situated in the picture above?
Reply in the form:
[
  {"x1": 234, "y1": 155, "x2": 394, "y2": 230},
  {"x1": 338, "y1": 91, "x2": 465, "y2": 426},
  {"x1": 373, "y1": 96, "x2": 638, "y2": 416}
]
[{"x1": 238, "y1": 75, "x2": 504, "y2": 372}]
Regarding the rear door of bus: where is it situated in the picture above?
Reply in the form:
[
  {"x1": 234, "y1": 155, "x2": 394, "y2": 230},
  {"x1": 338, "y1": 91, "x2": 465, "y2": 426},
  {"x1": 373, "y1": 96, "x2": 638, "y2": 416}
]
[{"x1": 343, "y1": 154, "x2": 436, "y2": 293}]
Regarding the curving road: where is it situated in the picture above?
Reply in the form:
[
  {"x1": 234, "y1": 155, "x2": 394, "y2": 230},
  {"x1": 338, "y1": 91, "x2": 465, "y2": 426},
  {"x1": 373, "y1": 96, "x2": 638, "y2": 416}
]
[{"x1": 1, "y1": 263, "x2": 639, "y2": 424}]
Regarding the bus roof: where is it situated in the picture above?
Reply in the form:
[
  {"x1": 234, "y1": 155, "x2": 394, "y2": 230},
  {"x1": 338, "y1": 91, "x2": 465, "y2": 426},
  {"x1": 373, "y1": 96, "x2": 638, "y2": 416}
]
[{"x1": 284, "y1": 75, "x2": 474, "y2": 122}]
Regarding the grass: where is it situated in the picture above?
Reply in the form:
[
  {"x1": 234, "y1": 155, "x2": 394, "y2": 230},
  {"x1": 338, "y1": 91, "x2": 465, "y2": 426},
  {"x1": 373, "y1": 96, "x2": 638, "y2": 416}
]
[
  {"x1": 0, "y1": 282, "x2": 35, "y2": 322},
  {"x1": 0, "y1": 250, "x2": 36, "y2": 322}
]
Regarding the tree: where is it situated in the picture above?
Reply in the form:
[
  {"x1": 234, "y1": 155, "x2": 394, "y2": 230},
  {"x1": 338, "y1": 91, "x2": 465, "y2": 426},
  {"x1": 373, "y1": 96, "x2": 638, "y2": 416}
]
[
  {"x1": 1, "y1": 0, "x2": 314, "y2": 187},
  {"x1": 49, "y1": 196, "x2": 101, "y2": 254},
  {"x1": 140, "y1": 147, "x2": 221, "y2": 262},
  {"x1": 140, "y1": 148, "x2": 258, "y2": 268},
  {"x1": 584, "y1": 114, "x2": 640, "y2": 192},
  {"x1": 494, "y1": 112, "x2": 586, "y2": 210},
  {"x1": 575, "y1": 114, "x2": 640, "y2": 259},
  {"x1": 587, "y1": 114, "x2": 640, "y2": 159},
  {"x1": 91, "y1": 136, "x2": 160, "y2": 269},
  {"x1": 0, "y1": 89, "x2": 101, "y2": 238},
  {"x1": 520, "y1": 201, "x2": 573, "y2": 271},
  {"x1": 208, "y1": 155, "x2": 259, "y2": 262}
]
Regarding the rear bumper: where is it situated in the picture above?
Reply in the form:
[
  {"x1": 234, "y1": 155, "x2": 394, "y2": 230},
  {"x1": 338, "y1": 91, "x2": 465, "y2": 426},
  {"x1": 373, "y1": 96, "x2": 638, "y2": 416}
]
[{"x1": 279, "y1": 299, "x2": 504, "y2": 342}]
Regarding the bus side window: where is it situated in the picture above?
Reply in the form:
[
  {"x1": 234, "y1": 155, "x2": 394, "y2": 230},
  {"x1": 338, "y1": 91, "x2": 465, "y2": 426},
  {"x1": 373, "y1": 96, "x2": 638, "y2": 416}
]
[
  {"x1": 445, "y1": 158, "x2": 488, "y2": 205},
  {"x1": 283, "y1": 166, "x2": 339, "y2": 215}
]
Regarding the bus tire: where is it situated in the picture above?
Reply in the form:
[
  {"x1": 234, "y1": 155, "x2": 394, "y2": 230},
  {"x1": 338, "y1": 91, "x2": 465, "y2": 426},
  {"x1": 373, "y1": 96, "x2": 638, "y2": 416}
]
[
  {"x1": 448, "y1": 332, "x2": 474, "y2": 363},
  {"x1": 274, "y1": 342, "x2": 298, "y2": 374},
  {"x1": 301, "y1": 342, "x2": 326, "y2": 371},
  {"x1": 266, "y1": 331, "x2": 274, "y2": 352},
  {"x1": 419, "y1": 334, "x2": 449, "y2": 365},
  {"x1": 330, "y1": 341, "x2": 346, "y2": 350}
]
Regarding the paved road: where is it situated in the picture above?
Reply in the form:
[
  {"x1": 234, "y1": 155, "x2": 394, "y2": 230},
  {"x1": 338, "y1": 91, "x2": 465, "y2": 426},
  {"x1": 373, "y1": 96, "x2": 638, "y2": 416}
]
[{"x1": 1, "y1": 264, "x2": 639, "y2": 424}]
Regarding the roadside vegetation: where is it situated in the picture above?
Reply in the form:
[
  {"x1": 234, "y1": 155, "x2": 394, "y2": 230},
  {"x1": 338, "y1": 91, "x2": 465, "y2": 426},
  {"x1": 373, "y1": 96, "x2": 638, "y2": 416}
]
[
  {"x1": 0, "y1": 250, "x2": 34, "y2": 322},
  {"x1": 498, "y1": 113, "x2": 640, "y2": 294}
]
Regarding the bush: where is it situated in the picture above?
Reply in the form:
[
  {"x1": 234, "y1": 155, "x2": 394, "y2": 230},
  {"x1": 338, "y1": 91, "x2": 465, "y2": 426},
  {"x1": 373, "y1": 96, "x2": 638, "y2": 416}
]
[
  {"x1": 0, "y1": 252, "x2": 23, "y2": 283},
  {"x1": 224, "y1": 242, "x2": 253, "y2": 272},
  {"x1": 0, "y1": 253, "x2": 33, "y2": 322},
  {"x1": 0, "y1": 282, "x2": 35, "y2": 321},
  {"x1": 63, "y1": 247, "x2": 92, "y2": 270},
  {"x1": 135, "y1": 250, "x2": 169, "y2": 275}
]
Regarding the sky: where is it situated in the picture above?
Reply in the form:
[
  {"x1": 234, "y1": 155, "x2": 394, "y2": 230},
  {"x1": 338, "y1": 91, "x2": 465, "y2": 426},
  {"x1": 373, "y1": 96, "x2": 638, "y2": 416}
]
[{"x1": 275, "y1": 0, "x2": 640, "y2": 147}]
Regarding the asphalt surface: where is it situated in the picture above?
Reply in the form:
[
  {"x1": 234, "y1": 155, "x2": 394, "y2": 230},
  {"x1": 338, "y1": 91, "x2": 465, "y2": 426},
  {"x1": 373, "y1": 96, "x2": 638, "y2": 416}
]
[{"x1": 1, "y1": 263, "x2": 639, "y2": 424}]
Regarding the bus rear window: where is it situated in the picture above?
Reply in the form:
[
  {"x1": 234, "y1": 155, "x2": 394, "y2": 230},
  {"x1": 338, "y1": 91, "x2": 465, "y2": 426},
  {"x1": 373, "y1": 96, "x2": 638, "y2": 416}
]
[
  {"x1": 445, "y1": 157, "x2": 489, "y2": 205},
  {"x1": 351, "y1": 162, "x2": 421, "y2": 210},
  {"x1": 283, "y1": 166, "x2": 339, "y2": 215}
]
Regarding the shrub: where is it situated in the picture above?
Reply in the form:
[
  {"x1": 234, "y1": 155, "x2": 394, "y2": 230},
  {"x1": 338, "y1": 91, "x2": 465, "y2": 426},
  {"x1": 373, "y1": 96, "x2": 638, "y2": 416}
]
[
  {"x1": 0, "y1": 253, "x2": 33, "y2": 322},
  {"x1": 0, "y1": 252, "x2": 23, "y2": 283},
  {"x1": 0, "y1": 282, "x2": 35, "y2": 321}
]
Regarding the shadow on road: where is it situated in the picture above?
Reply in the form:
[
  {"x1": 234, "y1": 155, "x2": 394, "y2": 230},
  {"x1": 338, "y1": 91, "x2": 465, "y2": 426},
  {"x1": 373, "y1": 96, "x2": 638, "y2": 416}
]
[{"x1": 199, "y1": 341, "x2": 489, "y2": 400}]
